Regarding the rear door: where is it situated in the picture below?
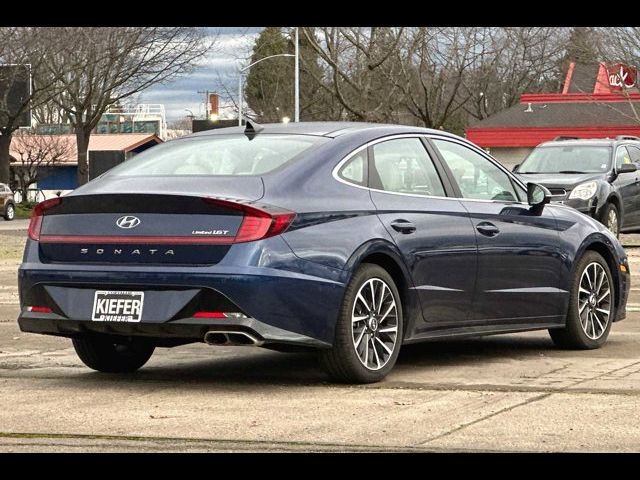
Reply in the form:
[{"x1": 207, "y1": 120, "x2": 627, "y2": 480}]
[
  {"x1": 368, "y1": 136, "x2": 478, "y2": 331},
  {"x1": 430, "y1": 137, "x2": 564, "y2": 325}
]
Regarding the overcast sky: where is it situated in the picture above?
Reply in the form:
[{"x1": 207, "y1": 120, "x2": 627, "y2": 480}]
[{"x1": 138, "y1": 27, "x2": 263, "y2": 122}]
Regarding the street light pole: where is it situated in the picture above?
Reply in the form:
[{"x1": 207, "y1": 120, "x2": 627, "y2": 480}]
[
  {"x1": 238, "y1": 73, "x2": 243, "y2": 126},
  {"x1": 237, "y1": 53, "x2": 295, "y2": 127},
  {"x1": 294, "y1": 27, "x2": 300, "y2": 122}
]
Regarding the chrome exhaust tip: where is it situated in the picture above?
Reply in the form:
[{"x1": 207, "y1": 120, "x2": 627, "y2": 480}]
[{"x1": 204, "y1": 330, "x2": 263, "y2": 347}]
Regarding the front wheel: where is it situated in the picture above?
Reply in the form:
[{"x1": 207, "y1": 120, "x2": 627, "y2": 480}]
[
  {"x1": 72, "y1": 337, "x2": 155, "y2": 373},
  {"x1": 549, "y1": 251, "x2": 614, "y2": 349},
  {"x1": 319, "y1": 263, "x2": 403, "y2": 383},
  {"x1": 4, "y1": 203, "x2": 14, "y2": 221},
  {"x1": 601, "y1": 203, "x2": 619, "y2": 238}
]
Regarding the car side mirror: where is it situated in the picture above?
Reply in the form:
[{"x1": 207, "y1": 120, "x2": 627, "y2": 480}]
[
  {"x1": 512, "y1": 163, "x2": 520, "y2": 173},
  {"x1": 617, "y1": 163, "x2": 637, "y2": 174},
  {"x1": 527, "y1": 182, "x2": 551, "y2": 213}
]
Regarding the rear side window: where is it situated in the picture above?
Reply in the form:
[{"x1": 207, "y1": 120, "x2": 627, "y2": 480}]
[
  {"x1": 371, "y1": 138, "x2": 446, "y2": 197},
  {"x1": 338, "y1": 150, "x2": 367, "y2": 186},
  {"x1": 108, "y1": 134, "x2": 328, "y2": 176}
]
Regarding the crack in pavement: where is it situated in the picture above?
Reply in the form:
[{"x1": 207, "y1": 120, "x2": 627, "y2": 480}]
[
  {"x1": 0, "y1": 431, "x2": 513, "y2": 453},
  {"x1": 415, "y1": 358, "x2": 640, "y2": 446}
]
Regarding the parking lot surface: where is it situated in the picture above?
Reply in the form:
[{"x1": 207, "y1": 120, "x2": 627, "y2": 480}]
[{"x1": 1, "y1": 225, "x2": 639, "y2": 452}]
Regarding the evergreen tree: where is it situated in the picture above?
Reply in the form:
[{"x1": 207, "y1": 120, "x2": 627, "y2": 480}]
[{"x1": 245, "y1": 28, "x2": 329, "y2": 123}]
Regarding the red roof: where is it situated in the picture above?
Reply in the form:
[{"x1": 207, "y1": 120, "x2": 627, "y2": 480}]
[
  {"x1": 9, "y1": 133, "x2": 162, "y2": 165},
  {"x1": 466, "y1": 62, "x2": 640, "y2": 148}
]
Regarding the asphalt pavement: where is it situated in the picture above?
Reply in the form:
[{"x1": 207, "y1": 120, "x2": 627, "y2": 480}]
[{"x1": 1, "y1": 231, "x2": 639, "y2": 452}]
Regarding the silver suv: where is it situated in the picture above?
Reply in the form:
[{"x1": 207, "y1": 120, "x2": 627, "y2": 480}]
[{"x1": 0, "y1": 183, "x2": 15, "y2": 221}]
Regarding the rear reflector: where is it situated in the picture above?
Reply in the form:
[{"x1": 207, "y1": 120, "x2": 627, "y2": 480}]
[
  {"x1": 27, "y1": 306, "x2": 53, "y2": 314},
  {"x1": 28, "y1": 197, "x2": 62, "y2": 241},
  {"x1": 193, "y1": 311, "x2": 249, "y2": 319},
  {"x1": 193, "y1": 311, "x2": 226, "y2": 318}
]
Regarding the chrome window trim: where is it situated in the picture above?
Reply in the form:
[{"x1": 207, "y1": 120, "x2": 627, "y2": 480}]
[
  {"x1": 331, "y1": 133, "x2": 529, "y2": 205},
  {"x1": 332, "y1": 134, "x2": 455, "y2": 201}
]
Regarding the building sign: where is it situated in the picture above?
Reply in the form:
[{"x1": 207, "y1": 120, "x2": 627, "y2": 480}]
[{"x1": 608, "y1": 63, "x2": 637, "y2": 90}]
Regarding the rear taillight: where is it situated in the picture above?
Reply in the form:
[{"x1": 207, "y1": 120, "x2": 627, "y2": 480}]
[
  {"x1": 204, "y1": 198, "x2": 296, "y2": 243},
  {"x1": 28, "y1": 197, "x2": 62, "y2": 241}
]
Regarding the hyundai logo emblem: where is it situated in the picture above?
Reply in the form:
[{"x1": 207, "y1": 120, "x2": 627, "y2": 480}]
[{"x1": 116, "y1": 215, "x2": 141, "y2": 229}]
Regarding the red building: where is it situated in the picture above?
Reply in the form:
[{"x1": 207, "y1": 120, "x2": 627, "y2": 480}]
[{"x1": 466, "y1": 62, "x2": 640, "y2": 168}]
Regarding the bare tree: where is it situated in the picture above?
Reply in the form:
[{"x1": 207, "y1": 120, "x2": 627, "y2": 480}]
[
  {"x1": 0, "y1": 27, "x2": 68, "y2": 184},
  {"x1": 592, "y1": 27, "x2": 640, "y2": 124},
  {"x1": 460, "y1": 27, "x2": 569, "y2": 122},
  {"x1": 165, "y1": 117, "x2": 192, "y2": 140},
  {"x1": 42, "y1": 27, "x2": 214, "y2": 185},
  {"x1": 302, "y1": 27, "x2": 405, "y2": 122},
  {"x1": 9, "y1": 129, "x2": 71, "y2": 202}
]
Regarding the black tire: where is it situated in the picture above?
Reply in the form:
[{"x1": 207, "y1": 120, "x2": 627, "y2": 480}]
[
  {"x1": 319, "y1": 263, "x2": 403, "y2": 384},
  {"x1": 549, "y1": 251, "x2": 614, "y2": 349},
  {"x1": 3, "y1": 203, "x2": 14, "y2": 221},
  {"x1": 600, "y1": 202, "x2": 619, "y2": 238},
  {"x1": 72, "y1": 337, "x2": 155, "y2": 373}
]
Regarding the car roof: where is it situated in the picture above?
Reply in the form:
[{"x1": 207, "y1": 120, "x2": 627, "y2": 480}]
[
  {"x1": 537, "y1": 138, "x2": 640, "y2": 148},
  {"x1": 187, "y1": 121, "x2": 458, "y2": 139}
]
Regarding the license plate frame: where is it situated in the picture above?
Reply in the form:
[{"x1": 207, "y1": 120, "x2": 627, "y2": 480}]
[{"x1": 91, "y1": 290, "x2": 145, "y2": 322}]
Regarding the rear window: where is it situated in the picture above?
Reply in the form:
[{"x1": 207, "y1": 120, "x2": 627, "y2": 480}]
[{"x1": 108, "y1": 134, "x2": 328, "y2": 176}]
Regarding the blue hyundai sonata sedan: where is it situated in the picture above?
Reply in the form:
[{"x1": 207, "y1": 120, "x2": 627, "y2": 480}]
[{"x1": 17, "y1": 122, "x2": 630, "y2": 383}]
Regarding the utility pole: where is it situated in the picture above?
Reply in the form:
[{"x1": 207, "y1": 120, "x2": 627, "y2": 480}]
[
  {"x1": 197, "y1": 90, "x2": 210, "y2": 119},
  {"x1": 294, "y1": 27, "x2": 300, "y2": 122}
]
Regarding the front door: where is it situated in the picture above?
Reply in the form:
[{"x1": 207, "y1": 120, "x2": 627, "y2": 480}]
[
  {"x1": 614, "y1": 145, "x2": 640, "y2": 228},
  {"x1": 367, "y1": 137, "x2": 478, "y2": 331},
  {"x1": 430, "y1": 137, "x2": 565, "y2": 325}
]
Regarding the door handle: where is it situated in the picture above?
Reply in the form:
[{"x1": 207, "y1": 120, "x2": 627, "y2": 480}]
[
  {"x1": 390, "y1": 219, "x2": 416, "y2": 234},
  {"x1": 476, "y1": 222, "x2": 500, "y2": 237}
]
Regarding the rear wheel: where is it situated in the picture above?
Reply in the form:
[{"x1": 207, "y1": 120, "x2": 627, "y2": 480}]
[
  {"x1": 319, "y1": 263, "x2": 403, "y2": 383},
  {"x1": 4, "y1": 203, "x2": 14, "y2": 221},
  {"x1": 72, "y1": 337, "x2": 155, "y2": 373},
  {"x1": 549, "y1": 251, "x2": 614, "y2": 349},
  {"x1": 601, "y1": 203, "x2": 619, "y2": 238}
]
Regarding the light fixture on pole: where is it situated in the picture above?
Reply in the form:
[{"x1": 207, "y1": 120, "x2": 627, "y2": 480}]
[{"x1": 237, "y1": 52, "x2": 296, "y2": 126}]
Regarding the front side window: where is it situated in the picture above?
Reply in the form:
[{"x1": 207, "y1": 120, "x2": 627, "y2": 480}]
[
  {"x1": 107, "y1": 134, "x2": 328, "y2": 176},
  {"x1": 615, "y1": 146, "x2": 632, "y2": 170},
  {"x1": 627, "y1": 145, "x2": 640, "y2": 164},
  {"x1": 433, "y1": 139, "x2": 520, "y2": 202},
  {"x1": 371, "y1": 138, "x2": 446, "y2": 197}
]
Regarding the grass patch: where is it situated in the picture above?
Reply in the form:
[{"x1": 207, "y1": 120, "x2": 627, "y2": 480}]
[{"x1": 14, "y1": 202, "x2": 34, "y2": 219}]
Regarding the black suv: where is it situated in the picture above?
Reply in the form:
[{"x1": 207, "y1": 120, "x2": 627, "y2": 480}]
[{"x1": 514, "y1": 136, "x2": 640, "y2": 237}]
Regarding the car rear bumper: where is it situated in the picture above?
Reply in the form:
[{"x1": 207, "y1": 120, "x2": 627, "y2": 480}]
[
  {"x1": 18, "y1": 262, "x2": 345, "y2": 347},
  {"x1": 18, "y1": 314, "x2": 329, "y2": 348}
]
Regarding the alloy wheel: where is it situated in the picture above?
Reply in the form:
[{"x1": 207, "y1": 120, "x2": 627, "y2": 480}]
[
  {"x1": 351, "y1": 278, "x2": 399, "y2": 371},
  {"x1": 6, "y1": 205, "x2": 14, "y2": 220},
  {"x1": 578, "y1": 262, "x2": 612, "y2": 340},
  {"x1": 607, "y1": 209, "x2": 618, "y2": 236}
]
